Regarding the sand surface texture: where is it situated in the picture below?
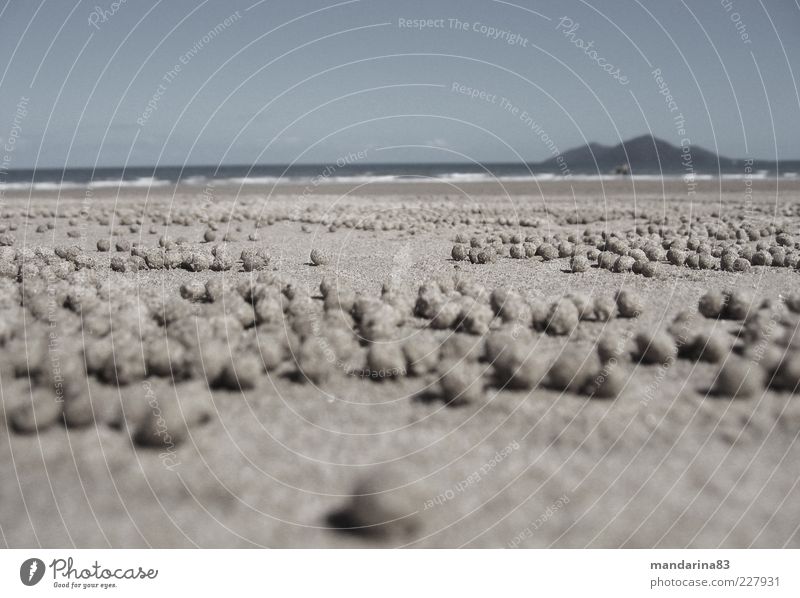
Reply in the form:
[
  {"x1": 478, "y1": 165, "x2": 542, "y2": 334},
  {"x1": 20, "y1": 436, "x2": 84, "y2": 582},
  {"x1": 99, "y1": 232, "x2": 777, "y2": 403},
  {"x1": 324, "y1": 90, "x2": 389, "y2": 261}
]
[{"x1": 1, "y1": 179, "x2": 799, "y2": 548}]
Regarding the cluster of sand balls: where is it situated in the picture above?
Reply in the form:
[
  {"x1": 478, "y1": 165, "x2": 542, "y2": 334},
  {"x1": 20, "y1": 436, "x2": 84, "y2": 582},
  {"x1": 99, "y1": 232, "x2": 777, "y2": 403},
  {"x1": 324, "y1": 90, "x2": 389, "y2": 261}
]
[
  {"x1": 586, "y1": 285, "x2": 800, "y2": 401},
  {"x1": 448, "y1": 212, "x2": 800, "y2": 279},
  {"x1": 3, "y1": 227, "x2": 658, "y2": 451},
  {"x1": 3, "y1": 194, "x2": 800, "y2": 528},
  {"x1": 693, "y1": 287, "x2": 800, "y2": 398},
  {"x1": 106, "y1": 241, "x2": 272, "y2": 273}
]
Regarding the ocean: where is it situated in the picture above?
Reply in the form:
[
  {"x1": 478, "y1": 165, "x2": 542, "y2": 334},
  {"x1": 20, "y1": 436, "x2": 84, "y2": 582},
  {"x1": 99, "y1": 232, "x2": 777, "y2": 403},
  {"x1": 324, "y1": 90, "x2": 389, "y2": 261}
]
[{"x1": 0, "y1": 163, "x2": 785, "y2": 192}]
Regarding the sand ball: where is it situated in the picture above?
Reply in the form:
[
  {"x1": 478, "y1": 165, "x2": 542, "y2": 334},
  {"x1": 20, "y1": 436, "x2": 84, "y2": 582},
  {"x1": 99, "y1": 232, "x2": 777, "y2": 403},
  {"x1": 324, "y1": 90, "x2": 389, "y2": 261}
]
[
  {"x1": 770, "y1": 354, "x2": 800, "y2": 392},
  {"x1": 712, "y1": 358, "x2": 764, "y2": 398},
  {"x1": 203, "y1": 229, "x2": 217, "y2": 242},
  {"x1": 751, "y1": 250, "x2": 772, "y2": 266},
  {"x1": 217, "y1": 353, "x2": 262, "y2": 390},
  {"x1": 596, "y1": 333, "x2": 628, "y2": 363},
  {"x1": 785, "y1": 292, "x2": 800, "y2": 314},
  {"x1": 645, "y1": 245, "x2": 665, "y2": 262},
  {"x1": 164, "y1": 249, "x2": 185, "y2": 269},
  {"x1": 352, "y1": 295, "x2": 383, "y2": 323},
  {"x1": 151, "y1": 296, "x2": 191, "y2": 327},
  {"x1": 680, "y1": 331, "x2": 731, "y2": 363},
  {"x1": 429, "y1": 300, "x2": 461, "y2": 329},
  {"x1": 180, "y1": 280, "x2": 207, "y2": 302},
  {"x1": 698, "y1": 289, "x2": 726, "y2": 318},
  {"x1": 529, "y1": 299, "x2": 549, "y2": 331},
  {"x1": 253, "y1": 293, "x2": 283, "y2": 325},
  {"x1": 566, "y1": 293, "x2": 593, "y2": 321},
  {"x1": 145, "y1": 340, "x2": 188, "y2": 378},
  {"x1": 360, "y1": 303, "x2": 402, "y2": 341},
  {"x1": 584, "y1": 360, "x2": 626, "y2": 398},
  {"x1": 294, "y1": 340, "x2": 333, "y2": 385},
  {"x1": 99, "y1": 340, "x2": 147, "y2": 386},
  {"x1": 96, "y1": 239, "x2": 110, "y2": 252},
  {"x1": 143, "y1": 248, "x2": 166, "y2": 270},
  {"x1": 667, "y1": 309, "x2": 697, "y2": 344},
  {"x1": 286, "y1": 294, "x2": 315, "y2": 322},
  {"x1": 598, "y1": 251, "x2": 617, "y2": 270},
  {"x1": 456, "y1": 277, "x2": 487, "y2": 301},
  {"x1": 639, "y1": 260, "x2": 657, "y2": 277},
  {"x1": 329, "y1": 470, "x2": 425, "y2": 539},
  {"x1": 415, "y1": 284, "x2": 445, "y2": 319},
  {"x1": 492, "y1": 341, "x2": 547, "y2": 390},
  {"x1": 133, "y1": 396, "x2": 189, "y2": 449},
  {"x1": 459, "y1": 299, "x2": 494, "y2": 335},
  {"x1": 490, "y1": 287, "x2": 522, "y2": 317},
  {"x1": 204, "y1": 278, "x2": 232, "y2": 303},
  {"x1": 323, "y1": 287, "x2": 356, "y2": 315},
  {"x1": 182, "y1": 252, "x2": 211, "y2": 272},
  {"x1": 545, "y1": 298, "x2": 579, "y2": 336},
  {"x1": 65, "y1": 287, "x2": 99, "y2": 313},
  {"x1": 255, "y1": 334, "x2": 288, "y2": 371},
  {"x1": 451, "y1": 244, "x2": 468, "y2": 261},
  {"x1": 536, "y1": 243, "x2": 558, "y2": 261},
  {"x1": 558, "y1": 242, "x2": 575, "y2": 258},
  {"x1": 241, "y1": 247, "x2": 271, "y2": 271},
  {"x1": 509, "y1": 245, "x2": 525, "y2": 259},
  {"x1": 593, "y1": 296, "x2": 617, "y2": 322},
  {"x1": 319, "y1": 276, "x2": 337, "y2": 298},
  {"x1": 10, "y1": 389, "x2": 62, "y2": 433},
  {"x1": 570, "y1": 254, "x2": 590, "y2": 273},
  {"x1": 438, "y1": 359, "x2": 485, "y2": 405},
  {"x1": 366, "y1": 343, "x2": 406, "y2": 380},
  {"x1": 496, "y1": 295, "x2": 530, "y2": 324},
  {"x1": 633, "y1": 330, "x2": 676, "y2": 365},
  {"x1": 720, "y1": 252, "x2": 737, "y2": 271},
  {"x1": 483, "y1": 329, "x2": 530, "y2": 364},
  {"x1": 478, "y1": 247, "x2": 497, "y2": 264},
  {"x1": 613, "y1": 255, "x2": 635, "y2": 273},
  {"x1": 210, "y1": 245, "x2": 235, "y2": 271},
  {"x1": 440, "y1": 334, "x2": 484, "y2": 363},
  {"x1": 667, "y1": 248, "x2": 685, "y2": 266},
  {"x1": 723, "y1": 289, "x2": 755, "y2": 320},
  {"x1": 62, "y1": 386, "x2": 107, "y2": 428},
  {"x1": 546, "y1": 347, "x2": 601, "y2": 392},
  {"x1": 382, "y1": 291, "x2": 413, "y2": 320},
  {"x1": 696, "y1": 253, "x2": 714, "y2": 271},
  {"x1": 616, "y1": 288, "x2": 643, "y2": 318},
  {"x1": 310, "y1": 248, "x2": 331, "y2": 266},
  {"x1": 685, "y1": 254, "x2": 700, "y2": 269},
  {"x1": 770, "y1": 248, "x2": 788, "y2": 267},
  {"x1": 403, "y1": 333, "x2": 440, "y2": 376},
  {"x1": 605, "y1": 238, "x2": 627, "y2": 255}
]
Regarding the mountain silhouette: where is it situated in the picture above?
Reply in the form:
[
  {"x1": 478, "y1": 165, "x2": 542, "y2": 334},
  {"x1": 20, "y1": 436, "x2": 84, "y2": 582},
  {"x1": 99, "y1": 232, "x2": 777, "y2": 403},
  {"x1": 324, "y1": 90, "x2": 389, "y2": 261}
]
[{"x1": 536, "y1": 134, "x2": 797, "y2": 174}]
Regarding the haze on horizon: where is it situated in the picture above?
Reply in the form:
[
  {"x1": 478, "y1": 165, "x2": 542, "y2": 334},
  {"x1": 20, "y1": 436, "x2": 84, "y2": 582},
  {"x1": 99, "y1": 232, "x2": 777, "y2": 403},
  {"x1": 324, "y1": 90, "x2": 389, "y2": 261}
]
[{"x1": 0, "y1": 0, "x2": 798, "y2": 169}]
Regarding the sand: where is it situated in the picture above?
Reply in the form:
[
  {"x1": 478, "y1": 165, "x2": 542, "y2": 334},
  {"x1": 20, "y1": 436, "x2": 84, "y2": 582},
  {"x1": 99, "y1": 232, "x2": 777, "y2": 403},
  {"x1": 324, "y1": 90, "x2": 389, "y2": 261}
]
[{"x1": 1, "y1": 178, "x2": 799, "y2": 548}]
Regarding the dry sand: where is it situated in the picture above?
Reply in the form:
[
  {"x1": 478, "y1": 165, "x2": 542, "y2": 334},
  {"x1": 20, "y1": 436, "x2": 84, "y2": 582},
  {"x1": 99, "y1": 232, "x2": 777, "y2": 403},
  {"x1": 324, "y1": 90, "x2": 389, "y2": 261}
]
[{"x1": 1, "y1": 179, "x2": 799, "y2": 548}]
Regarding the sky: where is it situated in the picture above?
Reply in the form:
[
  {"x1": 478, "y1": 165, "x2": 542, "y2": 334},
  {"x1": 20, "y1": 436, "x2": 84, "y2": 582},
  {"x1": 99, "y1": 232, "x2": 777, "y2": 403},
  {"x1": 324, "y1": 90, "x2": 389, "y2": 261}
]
[{"x1": 0, "y1": 0, "x2": 798, "y2": 168}]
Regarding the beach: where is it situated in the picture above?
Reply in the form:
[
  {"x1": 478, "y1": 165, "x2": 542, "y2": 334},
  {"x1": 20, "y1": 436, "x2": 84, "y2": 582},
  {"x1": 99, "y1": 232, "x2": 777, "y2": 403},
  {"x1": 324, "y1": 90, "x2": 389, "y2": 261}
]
[{"x1": 1, "y1": 178, "x2": 799, "y2": 548}]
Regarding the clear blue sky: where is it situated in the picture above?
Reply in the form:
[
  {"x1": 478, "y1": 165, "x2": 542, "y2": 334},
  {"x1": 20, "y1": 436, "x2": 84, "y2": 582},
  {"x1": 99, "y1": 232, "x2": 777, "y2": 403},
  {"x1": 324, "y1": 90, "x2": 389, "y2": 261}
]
[{"x1": 1, "y1": 0, "x2": 798, "y2": 168}]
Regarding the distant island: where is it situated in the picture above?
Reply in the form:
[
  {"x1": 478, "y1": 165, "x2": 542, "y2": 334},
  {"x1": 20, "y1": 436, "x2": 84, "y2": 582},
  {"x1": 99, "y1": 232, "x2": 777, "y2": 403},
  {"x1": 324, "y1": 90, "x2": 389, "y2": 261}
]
[{"x1": 536, "y1": 134, "x2": 800, "y2": 175}]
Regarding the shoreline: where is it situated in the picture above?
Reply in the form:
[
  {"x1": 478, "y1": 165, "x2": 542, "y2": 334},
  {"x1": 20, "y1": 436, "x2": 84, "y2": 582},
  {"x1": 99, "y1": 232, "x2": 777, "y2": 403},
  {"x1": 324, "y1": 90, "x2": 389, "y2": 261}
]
[{"x1": 1, "y1": 177, "x2": 796, "y2": 201}]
